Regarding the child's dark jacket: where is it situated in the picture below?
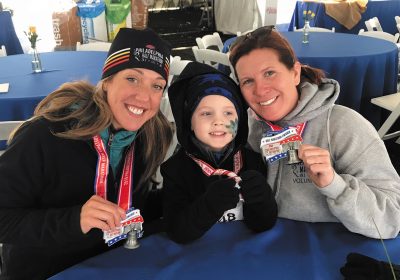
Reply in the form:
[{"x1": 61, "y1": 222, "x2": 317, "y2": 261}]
[{"x1": 161, "y1": 62, "x2": 277, "y2": 244}]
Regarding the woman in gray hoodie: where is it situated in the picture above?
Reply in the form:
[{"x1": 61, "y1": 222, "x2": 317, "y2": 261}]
[{"x1": 229, "y1": 26, "x2": 400, "y2": 239}]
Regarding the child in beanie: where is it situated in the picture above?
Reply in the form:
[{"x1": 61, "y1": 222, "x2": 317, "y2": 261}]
[{"x1": 161, "y1": 62, "x2": 277, "y2": 244}]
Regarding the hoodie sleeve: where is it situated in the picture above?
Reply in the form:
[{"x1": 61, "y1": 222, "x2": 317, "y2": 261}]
[{"x1": 319, "y1": 106, "x2": 400, "y2": 239}]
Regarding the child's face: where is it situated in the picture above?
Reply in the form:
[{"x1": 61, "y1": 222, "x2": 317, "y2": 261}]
[{"x1": 191, "y1": 95, "x2": 239, "y2": 152}]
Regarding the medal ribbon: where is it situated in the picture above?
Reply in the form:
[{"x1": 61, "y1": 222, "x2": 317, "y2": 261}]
[
  {"x1": 251, "y1": 109, "x2": 306, "y2": 136},
  {"x1": 187, "y1": 151, "x2": 243, "y2": 183},
  {"x1": 93, "y1": 135, "x2": 135, "y2": 211},
  {"x1": 264, "y1": 120, "x2": 306, "y2": 136}
]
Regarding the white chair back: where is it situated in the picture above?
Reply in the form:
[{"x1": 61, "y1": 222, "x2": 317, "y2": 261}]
[
  {"x1": 358, "y1": 29, "x2": 400, "y2": 43},
  {"x1": 396, "y1": 16, "x2": 400, "y2": 33},
  {"x1": 76, "y1": 41, "x2": 111, "y2": 52},
  {"x1": 163, "y1": 56, "x2": 192, "y2": 122},
  {"x1": 192, "y1": 46, "x2": 237, "y2": 83},
  {"x1": 0, "y1": 45, "x2": 6, "y2": 57},
  {"x1": 293, "y1": 26, "x2": 335, "y2": 32},
  {"x1": 195, "y1": 32, "x2": 224, "y2": 52},
  {"x1": 371, "y1": 93, "x2": 400, "y2": 142},
  {"x1": 168, "y1": 56, "x2": 191, "y2": 86},
  {"x1": 0, "y1": 121, "x2": 24, "y2": 156},
  {"x1": 365, "y1": 17, "x2": 383, "y2": 32}
]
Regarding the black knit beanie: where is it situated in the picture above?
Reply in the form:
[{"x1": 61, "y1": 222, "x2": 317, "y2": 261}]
[
  {"x1": 102, "y1": 27, "x2": 171, "y2": 81},
  {"x1": 186, "y1": 73, "x2": 241, "y2": 120}
]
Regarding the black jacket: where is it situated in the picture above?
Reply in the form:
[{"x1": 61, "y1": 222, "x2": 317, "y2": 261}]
[
  {"x1": 161, "y1": 62, "x2": 277, "y2": 244},
  {"x1": 0, "y1": 118, "x2": 163, "y2": 279}
]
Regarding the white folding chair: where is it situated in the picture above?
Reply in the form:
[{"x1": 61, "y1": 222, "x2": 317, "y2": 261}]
[
  {"x1": 76, "y1": 41, "x2": 111, "y2": 52},
  {"x1": 293, "y1": 26, "x2": 335, "y2": 32},
  {"x1": 358, "y1": 29, "x2": 400, "y2": 43},
  {"x1": 365, "y1": 17, "x2": 383, "y2": 32},
  {"x1": 167, "y1": 56, "x2": 192, "y2": 86},
  {"x1": 195, "y1": 32, "x2": 224, "y2": 52},
  {"x1": 154, "y1": 120, "x2": 178, "y2": 188},
  {"x1": 0, "y1": 45, "x2": 6, "y2": 57},
  {"x1": 0, "y1": 121, "x2": 24, "y2": 156},
  {"x1": 154, "y1": 55, "x2": 189, "y2": 187},
  {"x1": 192, "y1": 46, "x2": 237, "y2": 83},
  {"x1": 163, "y1": 56, "x2": 191, "y2": 123},
  {"x1": 371, "y1": 93, "x2": 400, "y2": 143}
]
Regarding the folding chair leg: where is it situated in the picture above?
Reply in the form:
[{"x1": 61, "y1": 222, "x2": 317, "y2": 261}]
[
  {"x1": 198, "y1": 0, "x2": 212, "y2": 27},
  {"x1": 378, "y1": 105, "x2": 400, "y2": 139}
]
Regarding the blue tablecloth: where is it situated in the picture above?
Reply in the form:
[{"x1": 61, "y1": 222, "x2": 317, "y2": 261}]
[
  {"x1": 0, "y1": 51, "x2": 107, "y2": 122},
  {"x1": 289, "y1": 0, "x2": 400, "y2": 35},
  {"x1": 0, "y1": 11, "x2": 23, "y2": 55},
  {"x1": 51, "y1": 219, "x2": 400, "y2": 280},
  {"x1": 0, "y1": 51, "x2": 106, "y2": 150},
  {"x1": 224, "y1": 32, "x2": 398, "y2": 128}
]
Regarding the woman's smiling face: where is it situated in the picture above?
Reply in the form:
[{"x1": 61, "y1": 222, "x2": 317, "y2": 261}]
[
  {"x1": 104, "y1": 68, "x2": 166, "y2": 131},
  {"x1": 235, "y1": 48, "x2": 301, "y2": 122}
]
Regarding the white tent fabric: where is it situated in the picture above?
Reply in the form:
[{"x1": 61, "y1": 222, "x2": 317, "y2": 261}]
[{"x1": 214, "y1": 0, "x2": 261, "y2": 34}]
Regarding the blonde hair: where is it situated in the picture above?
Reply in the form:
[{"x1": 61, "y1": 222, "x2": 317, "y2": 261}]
[{"x1": 11, "y1": 79, "x2": 173, "y2": 190}]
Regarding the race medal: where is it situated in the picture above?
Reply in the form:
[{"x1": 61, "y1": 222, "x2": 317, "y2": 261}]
[
  {"x1": 103, "y1": 208, "x2": 144, "y2": 247},
  {"x1": 260, "y1": 122, "x2": 306, "y2": 164},
  {"x1": 285, "y1": 141, "x2": 302, "y2": 164},
  {"x1": 93, "y1": 135, "x2": 144, "y2": 247}
]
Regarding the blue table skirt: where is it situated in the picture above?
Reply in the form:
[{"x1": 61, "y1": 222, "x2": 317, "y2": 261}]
[
  {"x1": 223, "y1": 32, "x2": 398, "y2": 129},
  {"x1": 289, "y1": 0, "x2": 400, "y2": 35},
  {"x1": 51, "y1": 219, "x2": 400, "y2": 280}
]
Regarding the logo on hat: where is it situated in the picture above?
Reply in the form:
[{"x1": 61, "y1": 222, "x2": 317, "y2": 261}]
[{"x1": 146, "y1": 44, "x2": 155, "y2": 49}]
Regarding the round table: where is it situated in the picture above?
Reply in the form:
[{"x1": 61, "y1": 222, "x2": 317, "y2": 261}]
[
  {"x1": 289, "y1": 0, "x2": 400, "y2": 35},
  {"x1": 224, "y1": 32, "x2": 399, "y2": 128},
  {"x1": 50, "y1": 219, "x2": 400, "y2": 280},
  {"x1": 0, "y1": 51, "x2": 107, "y2": 122}
]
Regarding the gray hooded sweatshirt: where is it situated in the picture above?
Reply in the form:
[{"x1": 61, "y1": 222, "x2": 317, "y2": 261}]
[{"x1": 248, "y1": 78, "x2": 400, "y2": 239}]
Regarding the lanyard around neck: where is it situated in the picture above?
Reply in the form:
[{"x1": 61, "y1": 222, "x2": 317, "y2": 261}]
[
  {"x1": 187, "y1": 150, "x2": 243, "y2": 183},
  {"x1": 93, "y1": 135, "x2": 135, "y2": 211},
  {"x1": 251, "y1": 109, "x2": 306, "y2": 136}
]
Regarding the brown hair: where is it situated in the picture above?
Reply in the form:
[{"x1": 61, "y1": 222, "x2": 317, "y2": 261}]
[
  {"x1": 11, "y1": 80, "x2": 173, "y2": 190},
  {"x1": 229, "y1": 28, "x2": 325, "y2": 85}
]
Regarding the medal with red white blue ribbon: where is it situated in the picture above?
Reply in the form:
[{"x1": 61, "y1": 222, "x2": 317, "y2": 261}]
[
  {"x1": 258, "y1": 118, "x2": 306, "y2": 164},
  {"x1": 92, "y1": 135, "x2": 144, "y2": 246},
  {"x1": 187, "y1": 150, "x2": 243, "y2": 184}
]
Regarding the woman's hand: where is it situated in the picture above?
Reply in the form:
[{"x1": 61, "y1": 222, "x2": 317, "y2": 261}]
[
  {"x1": 298, "y1": 144, "x2": 334, "y2": 188},
  {"x1": 80, "y1": 195, "x2": 126, "y2": 234}
]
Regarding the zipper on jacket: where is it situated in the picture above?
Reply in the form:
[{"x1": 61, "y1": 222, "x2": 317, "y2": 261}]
[{"x1": 107, "y1": 132, "x2": 114, "y2": 155}]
